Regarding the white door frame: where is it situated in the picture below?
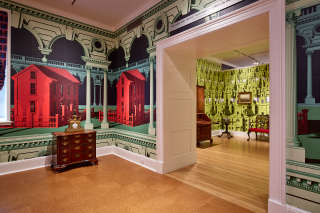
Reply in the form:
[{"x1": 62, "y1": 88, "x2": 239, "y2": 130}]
[{"x1": 156, "y1": 0, "x2": 286, "y2": 212}]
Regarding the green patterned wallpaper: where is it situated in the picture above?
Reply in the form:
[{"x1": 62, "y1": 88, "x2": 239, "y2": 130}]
[{"x1": 196, "y1": 59, "x2": 270, "y2": 132}]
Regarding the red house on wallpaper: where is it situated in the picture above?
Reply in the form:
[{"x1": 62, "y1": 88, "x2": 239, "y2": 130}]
[
  {"x1": 113, "y1": 69, "x2": 146, "y2": 126},
  {"x1": 11, "y1": 64, "x2": 80, "y2": 128}
]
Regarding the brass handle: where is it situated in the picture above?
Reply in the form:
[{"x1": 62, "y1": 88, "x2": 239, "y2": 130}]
[
  {"x1": 63, "y1": 158, "x2": 68, "y2": 162},
  {"x1": 88, "y1": 139, "x2": 93, "y2": 143},
  {"x1": 63, "y1": 136, "x2": 68, "y2": 140},
  {"x1": 88, "y1": 145, "x2": 92, "y2": 150},
  {"x1": 74, "y1": 146, "x2": 80, "y2": 150},
  {"x1": 63, "y1": 142, "x2": 68, "y2": 146},
  {"x1": 63, "y1": 149, "x2": 68, "y2": 154},
  {"x1": 88, "y1": 153, "x2": 92, "y2": 158},
  {"x1": 74, "y1": 139, "x2": 80, "y2": 144},
  {"x1": 88, "y1": 134, "x2": 93, "y2": 138},
  {"x1": 75, "y1": 135, "x2": 81, "y2": 138},
  {"x1": 75, "y1": 153, "x2": 80, "y2": 158}
]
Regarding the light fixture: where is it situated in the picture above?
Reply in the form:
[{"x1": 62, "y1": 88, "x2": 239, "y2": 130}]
[{"x1": 234, "y1": 49, "x2": 261, "y2": 66}]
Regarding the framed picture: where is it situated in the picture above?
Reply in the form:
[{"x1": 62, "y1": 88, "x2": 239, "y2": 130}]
[{"x1": 238, "y1": 92, "x2": 252, "y2": 104}]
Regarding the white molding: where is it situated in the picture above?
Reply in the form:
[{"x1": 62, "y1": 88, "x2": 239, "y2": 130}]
[
  {"x1": 96, "y1": 145, "x2": 113, "y2": 157},
  {"x1": 0, "y1": 145, "x2": 161, "y2": 176},
  {"x1": 112, "y1": 146, "x2": 162, "y2": 173},
  {"x1": 268, "y1": 199, "x2": 286, "y2": 213},
  {"x1": 0, "y1": 155, "x2": 51, "y2": 176},
  {"x1": 287, "y1": 204, "x2": 311, "y2": 213},
  {"x1": 156, "y1": 1, "x2": 287, "y2": 213}
]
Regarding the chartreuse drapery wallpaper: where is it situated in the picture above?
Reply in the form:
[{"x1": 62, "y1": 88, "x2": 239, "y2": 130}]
[{"x1": 196, "y1": 59, "x2": 270, "y2": 132}]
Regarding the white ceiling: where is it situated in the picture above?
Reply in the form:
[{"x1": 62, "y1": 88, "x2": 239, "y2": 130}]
[
  {"x1": 165, "y1": 12, "x2": 269, "y2": 71},
  {"x1": 205, "y1": 39, "x2": 269, "y2": 68},
  {"x1": 14, "y1": 0, "x2": 162, "y2": 31}
]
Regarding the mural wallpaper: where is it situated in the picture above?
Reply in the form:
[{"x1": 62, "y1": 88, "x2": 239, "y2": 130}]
[
  {"x1": 0, "y1": 0, "x2": 264, "y2": 163},
  {"x1": 286, "y1": 0, "x2": 320, "y2": 211},
  {"x1": 196, "y1": 59, "x2": 269, "y2": 132}
]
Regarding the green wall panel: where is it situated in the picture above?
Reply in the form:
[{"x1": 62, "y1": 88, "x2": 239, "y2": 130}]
[{"x1": 197, "y1": 59, "x2": 270, "y2": 132}]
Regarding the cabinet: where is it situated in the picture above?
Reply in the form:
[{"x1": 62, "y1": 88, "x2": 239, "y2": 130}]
[
  {"x1": 52, "y1": 130, "x2": 97, "y2": 171},
  {"x1": 197, "y1": 86, "x2": 212, "y2": 145}
]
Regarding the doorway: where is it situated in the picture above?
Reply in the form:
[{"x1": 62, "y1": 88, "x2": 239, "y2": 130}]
[{"x1": 156, "y1": 1, "x2": 286, "y2": 212}]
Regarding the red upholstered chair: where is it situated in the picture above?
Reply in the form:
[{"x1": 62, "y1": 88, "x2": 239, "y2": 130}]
[{"x1": 247, "y1": 115, "x2": 269, "y2": 141}]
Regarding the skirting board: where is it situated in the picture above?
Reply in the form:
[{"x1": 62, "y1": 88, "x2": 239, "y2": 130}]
[
  {"x1": 0, "y1": 145, "x2": 162, "y2": 176},
  {"x1": 268, "y1": 198, "x2": 311, "y2": 213}
]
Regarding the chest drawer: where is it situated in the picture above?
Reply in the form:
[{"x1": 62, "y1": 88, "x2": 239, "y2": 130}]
[{"x1": 52, "y1": 130, "x2": 97, "y2": 171}]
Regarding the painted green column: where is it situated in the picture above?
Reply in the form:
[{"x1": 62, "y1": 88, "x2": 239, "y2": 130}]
[
  {"x1": 305, "y1": 49, "x2": 315, "y2": 104},
  {"x1": 101, "y1": 69, "x2": 109, "y2": 129},
  {"x1": 148, "y1": 55, "x2": 155, "y2": 135},
  {"x1": 85, "y1": 67, "x2": 93, "y2": 129},
  {"x1": 93, "y1": 80, "x2": 97, "y2": 106}
]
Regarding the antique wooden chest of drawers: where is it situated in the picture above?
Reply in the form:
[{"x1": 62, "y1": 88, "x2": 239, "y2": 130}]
[{"x1": 52, "y1": 130, "x2": 97, "y2": 171}]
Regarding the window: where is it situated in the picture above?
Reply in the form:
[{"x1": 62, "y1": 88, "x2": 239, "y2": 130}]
[
  {"x1": 0, "y1": 9, "x2": 10, "y2": 124},
  {"x1": 30, "y1": 83, "x2": 36, "y2": 95},
  {"x1": 30, "y1": 101, "x2": 36, "y2": 113},
  {"x1": 30, "y1": 71, "x2": 36, "y2": 79}
]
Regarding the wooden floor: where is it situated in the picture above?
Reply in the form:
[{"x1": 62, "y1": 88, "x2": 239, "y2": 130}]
[
  {"x1": 0, "y1": 155, "x2": 253, "y2": 213},
  {"x1": 167, "y1": 136, "x2": 269, "y2": 213}
]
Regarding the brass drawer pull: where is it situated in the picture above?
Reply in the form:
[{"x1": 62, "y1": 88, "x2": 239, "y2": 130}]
[
  {"x1": 74, "y1": 146, "x2": 80, "y2": 150},
  {"x1": 74, "y1": 139, "x2": 80, "y2": 144},
  {"x1": 88, "y1": 153, "x2": 92, "y2": 158},
  {"x1": 74, "y1": 135, "x2": 81, "y2": 138},
  {"x1": 63, "y1": 142, "x2": 68, "y2": 146},
  {"x1": 88, "y1": 145, "x2": 92, "y2": 150},
  {"x1": 63, "y1": 136, "x2": 68, "y2": 140},
  {"x1": 63, "y1": 158, "x2": 68, "y2": 162},
  {"x1": 88, "y1": 139, "x2": 93, "y2": 143},
  {"x1": 88, "y1": 134, "x2": 93, "y2": 138},
  {"x1": 63, "y1": 149, "x2": 68, "y2": 154},
  {"x1": 75, "y1": 153, "x2": 80, "y2": 158}
]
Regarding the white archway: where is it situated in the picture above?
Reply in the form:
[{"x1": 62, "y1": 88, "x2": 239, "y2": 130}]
[{"x1": 156, "y1": 0, "x2": 286, "y2": 212}]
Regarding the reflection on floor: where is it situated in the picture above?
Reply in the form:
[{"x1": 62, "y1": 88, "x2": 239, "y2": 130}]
[
  {"x1": 167, "y1": 136, "x2": 269, "y2": 213},
  {"x1": 0, "y1": 155, "x2": 253, "y2": 213}
]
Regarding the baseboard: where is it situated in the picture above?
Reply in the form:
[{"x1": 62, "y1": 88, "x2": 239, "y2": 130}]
[
  {"x1": 0, "y1": 145, "x2": 162, "y2": 176},
  {"x1": 162, "y1": 151, "x2": 197, "y2": 174},
  {"x1": 286, "y1": 204, "x2": 311, "y2": 213},
  {"x1": 96, "y1": 145, "x2": 113, "y2": 157},
  {"x1": 112, "y1": 146, "x2": 163, "y2": 173},
  {"x1": 0, "y1": 155, "x2": 51, "y2": 176},
  {"x1": 268, "y1": 199, "x2": 286, "y2": 213}
]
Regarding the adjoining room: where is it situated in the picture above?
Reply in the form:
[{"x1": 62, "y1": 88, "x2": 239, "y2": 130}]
[{"x1": 159, "y1": 12, "x2": 270, "y2": 213}]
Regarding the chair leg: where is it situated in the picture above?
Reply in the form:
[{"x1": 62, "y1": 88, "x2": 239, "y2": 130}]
[
  {"x1": 255, "y1": 132, "x2": 258, "y2": 140},
  {"x1": 247, "y1": 131, "x2": 251, "y2": 141}
]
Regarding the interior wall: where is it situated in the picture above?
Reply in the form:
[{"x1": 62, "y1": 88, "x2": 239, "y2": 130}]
[
  {"x1": 160, "y1": 50, "x2": 197, "y2": 172},
  {"x1": 286, "y1": 1, "x2": 320, "y2": 212},
  {"x1": 197, "y1": 59, "x2": 270, "y2": 132}
]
